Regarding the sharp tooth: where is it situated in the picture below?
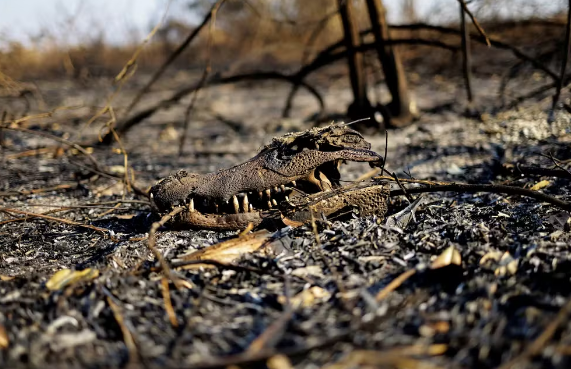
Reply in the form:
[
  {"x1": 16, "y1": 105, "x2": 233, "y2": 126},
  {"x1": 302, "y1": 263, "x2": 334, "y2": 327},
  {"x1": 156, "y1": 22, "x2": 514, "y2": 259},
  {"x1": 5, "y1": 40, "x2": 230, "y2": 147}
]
[
  {"x1": 272, "y1": 199, "x2": 277, "y2": 206},
  {"x1": 189, "y1": 198, "x2": 195, "y2": 212},
  {"x1": 233, "y1": 195, "x2": 239, "y2": 213},
  {"x1": 281, "y1": 185, "x2": 286, "y2": 192},
  {"x1": 267, "y1": 200, "x2": 272, "y2": 208},
  {"x1": 249, "y1": 204, "x2": 254, "y2": 212},
  {"x1": 265, "y1": 189, "x2": 271, "y2": 198},
  {"x1": 242, "y1": 194, "x2": 249, "y2": 212},
  {"x1": 291, "y1": 180, "x2": 297, "y2": 187},
  {"x1": 259, "y1": 191, "x2": 263, "y2": 199},
  {"x1": 150, "y1": 193, "x2": 154, "y2": 199},
  {"x1": 319, "y1": 171, "x2": 332, "y2": 191},
  {"x1": 308, "y1": 170, "x2": 323, "y2": 191},
  {"x1": 285, "y1": 195, "x2": 289, "y2": 201},
  {"x1": 274, "y1": 186, "x2": 279, "y2": 193},
  {"x1": 215, "y1": 203, "x2": 219, "y2": 213}
]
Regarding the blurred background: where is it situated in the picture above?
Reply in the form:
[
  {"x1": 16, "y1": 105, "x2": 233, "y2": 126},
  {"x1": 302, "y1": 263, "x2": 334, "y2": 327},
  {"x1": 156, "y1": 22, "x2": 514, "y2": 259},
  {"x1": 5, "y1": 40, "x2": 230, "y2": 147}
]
[{"x1": 1, "y1": 0, "x2": 567, "y2": 79}]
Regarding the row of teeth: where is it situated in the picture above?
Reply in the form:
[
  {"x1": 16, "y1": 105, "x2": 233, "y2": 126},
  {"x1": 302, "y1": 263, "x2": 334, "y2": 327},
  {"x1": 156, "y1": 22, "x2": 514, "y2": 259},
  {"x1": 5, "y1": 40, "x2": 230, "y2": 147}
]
[{"x1": 187, "y1": 181, "x2": 297, "y2": 214}]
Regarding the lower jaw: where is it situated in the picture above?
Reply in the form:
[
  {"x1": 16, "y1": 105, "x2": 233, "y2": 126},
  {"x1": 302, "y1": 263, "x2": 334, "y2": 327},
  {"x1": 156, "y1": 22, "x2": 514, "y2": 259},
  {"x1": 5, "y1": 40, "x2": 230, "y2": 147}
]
[{"x1": 177, "y1": 210, "x2": 264, "y2": 231}]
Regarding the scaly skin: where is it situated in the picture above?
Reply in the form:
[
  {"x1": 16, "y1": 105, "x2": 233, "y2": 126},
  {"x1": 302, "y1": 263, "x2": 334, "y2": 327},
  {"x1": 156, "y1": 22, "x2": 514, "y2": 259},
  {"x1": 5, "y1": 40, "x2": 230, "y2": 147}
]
[{"x1": 149, "y1": 123, "x2": 388, "y2": 230}]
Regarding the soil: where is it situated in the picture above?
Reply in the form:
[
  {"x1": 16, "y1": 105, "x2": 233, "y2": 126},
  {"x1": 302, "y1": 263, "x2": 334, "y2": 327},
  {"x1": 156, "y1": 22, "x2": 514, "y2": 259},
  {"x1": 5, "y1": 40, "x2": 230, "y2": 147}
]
[{"x1": 1, "y1": 72, "x2": 571, "y2": 369}]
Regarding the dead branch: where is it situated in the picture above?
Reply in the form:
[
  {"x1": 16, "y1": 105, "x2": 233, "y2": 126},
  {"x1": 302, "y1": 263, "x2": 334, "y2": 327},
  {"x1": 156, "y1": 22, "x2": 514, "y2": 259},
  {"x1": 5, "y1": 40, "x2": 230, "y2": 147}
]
[
  {"x1": 146, "y1": 207, "x2": 186, "y2": 289},
  {"x1": 388, "y1": 183, "x2": 571, "y2": 212},
  {"x1": 503, "y1": 163, "x2": 571, "y2": 180},
  {"x1": 1, "y1": 126, "x2": 101, "y2": 170},
  {"x1": 114, "y1": 72, "x2": 325, "y2": 137},
  {"x1": 498, "y1": 47, "x2": 558, "y2": 104},
  {"x1": 459, "y1": 2, "x2": 474, "y2": 104},
  {"x1": 0, "y1": 207, "x2": 114, "y2": 239},
  {"x1": 323, "y1": 23, "x2": 558, "y2": 80},
  {"x1": 456, "y1": 0, "x2": 490, "y2": 46},
  {"x1": 284, "y1": 22, "x2": 558, "y2": 117},
  {"x1": 503, "y1": 69, "x2": 571, "y2": 109},
  {"x1": 124, "y1": 0, "x2": 226, "y2": 116},
  {"x1": 160, "y1": 277, "x2": 179, "y2": 328}
]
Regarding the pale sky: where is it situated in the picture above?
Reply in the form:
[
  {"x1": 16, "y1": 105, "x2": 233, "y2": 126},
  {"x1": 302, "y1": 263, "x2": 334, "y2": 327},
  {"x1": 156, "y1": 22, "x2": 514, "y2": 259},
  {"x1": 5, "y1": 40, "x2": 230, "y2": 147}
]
[
  {"x1": 0, "y1": 0, "x2": 566, "y2": 47},
  {"x1": 0, "y1": 0, "x2": 171, "y2": 46}
]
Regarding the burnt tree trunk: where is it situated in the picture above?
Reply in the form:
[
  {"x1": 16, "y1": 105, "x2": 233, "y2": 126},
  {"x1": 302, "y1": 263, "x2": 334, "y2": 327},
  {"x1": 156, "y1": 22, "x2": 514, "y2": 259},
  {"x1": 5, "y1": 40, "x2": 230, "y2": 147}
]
[
  {"x1": 337, "y1": 0, "x2": 374, "y2": 121},
  {"x1": 365, "y1": 0, "x2": 414, "y2": 127},
  {"x1": 459, "y1": 3, "x2": 474, "y2": 104}
]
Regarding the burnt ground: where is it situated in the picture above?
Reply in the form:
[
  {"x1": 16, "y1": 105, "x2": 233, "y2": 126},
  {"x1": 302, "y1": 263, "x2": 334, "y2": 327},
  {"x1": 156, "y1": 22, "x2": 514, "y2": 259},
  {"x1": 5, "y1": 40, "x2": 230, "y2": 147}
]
[{"x1": 1, "y1": 73, "x2": 571, "y2": 369}]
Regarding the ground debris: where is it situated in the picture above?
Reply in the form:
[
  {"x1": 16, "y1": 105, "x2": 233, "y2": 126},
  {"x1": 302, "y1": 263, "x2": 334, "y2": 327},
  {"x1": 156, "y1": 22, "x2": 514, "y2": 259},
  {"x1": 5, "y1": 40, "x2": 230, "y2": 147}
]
[{"x1": 1, "y1": 85, "x2": 571, "y2": 368}]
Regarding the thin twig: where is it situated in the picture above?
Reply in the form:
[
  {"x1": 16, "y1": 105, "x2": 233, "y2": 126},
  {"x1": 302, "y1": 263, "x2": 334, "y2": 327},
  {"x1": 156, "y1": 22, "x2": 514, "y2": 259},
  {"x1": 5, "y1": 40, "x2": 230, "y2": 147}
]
[
  {"x1": 147, "y1": 207, "x2": 186, "y2": 288},
  {"x1": 0, "y1": 207, "x2": 114, "y2": 239},
  {"x1": 160, "y1": 277, "x2": 179, "y2": 328},
  {"x1": 1, "y1": 126, "x2": 101, "y2": 170},
  {"x1": 459, "y1": 1, "x2": 474, "y2": 103},
  {"x1": 381, "y1": 129, "x2": 389, "y2": 176},
  {"x1": 374, "y1": 176, "x2": 451, "y2": 186},
  {"x1": 391, "y1": 172, "x2": 414, "y2": 203},
  {"x1": 389, "y1": 183, "x2": 571, "y2": 211},
  {"x1": 375, "y1": 269, "x2": 417, "y2": 301},
  {"x1": 456, "y1": 0, "x2": 490, "y2": 46},
  {"x1": 544, "y1": 153, "x2": 571, "y2": 176},
  {"x1": 0, "y1": 207, "x2": 74, "y2": 226}
]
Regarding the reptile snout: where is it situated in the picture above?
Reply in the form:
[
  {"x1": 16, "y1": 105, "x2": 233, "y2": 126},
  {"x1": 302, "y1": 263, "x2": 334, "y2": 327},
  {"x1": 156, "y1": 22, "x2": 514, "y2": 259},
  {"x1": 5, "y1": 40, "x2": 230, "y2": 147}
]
[{"x1": 149, "y1": 170, "x2": 200, "y2": 212}]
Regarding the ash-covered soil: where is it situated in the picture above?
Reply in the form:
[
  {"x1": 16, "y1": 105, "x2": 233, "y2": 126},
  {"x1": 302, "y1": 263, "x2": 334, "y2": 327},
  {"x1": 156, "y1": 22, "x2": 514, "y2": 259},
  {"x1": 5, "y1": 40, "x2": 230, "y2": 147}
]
[{"x1": 1, "y1": 77, "x2": 571, "y2": 369}]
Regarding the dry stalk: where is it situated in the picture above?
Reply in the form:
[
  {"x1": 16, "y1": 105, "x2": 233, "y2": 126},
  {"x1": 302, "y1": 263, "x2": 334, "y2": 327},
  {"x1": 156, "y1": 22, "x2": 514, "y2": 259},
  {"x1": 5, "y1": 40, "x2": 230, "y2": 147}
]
[
  {"x1": 146, "y1": 207, "x2": 186, "y2": 289},
  {"x1": 0, "y1": 207, "x2": 114, "y2": 240},
  {"x1": 160, "y1": 277, "x2": 179, "y2": 328},
  {"x1": 1, "y1": 126, "x2": 101, "y2": 170}
]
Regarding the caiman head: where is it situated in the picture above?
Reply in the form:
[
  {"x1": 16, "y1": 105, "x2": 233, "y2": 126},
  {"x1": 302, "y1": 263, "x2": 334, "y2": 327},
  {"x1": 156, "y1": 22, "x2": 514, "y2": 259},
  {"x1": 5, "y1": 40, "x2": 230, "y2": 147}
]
[{"x1": 149, "y1": 123, "x2": 388, "y2": 230}]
